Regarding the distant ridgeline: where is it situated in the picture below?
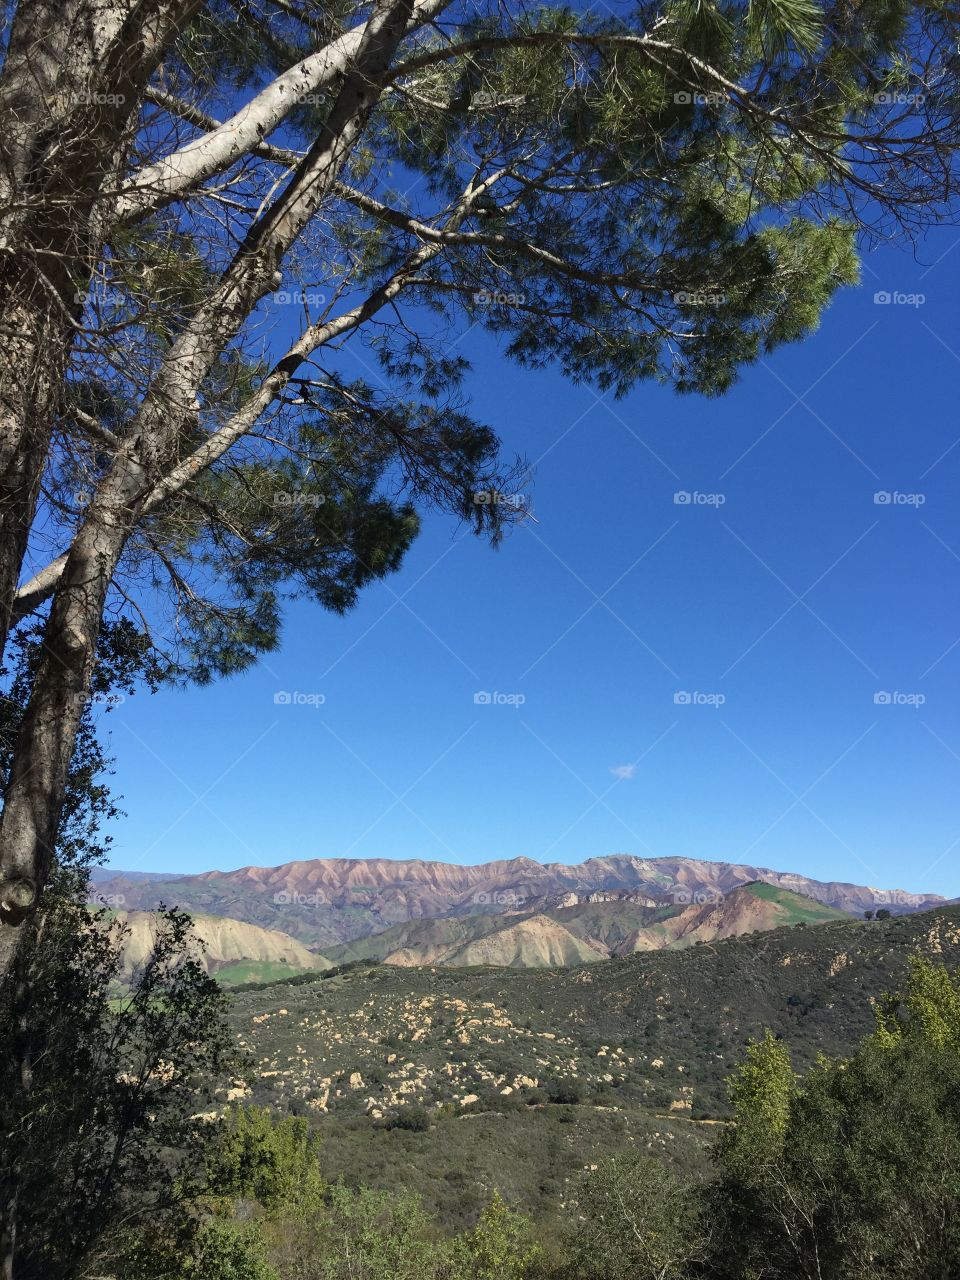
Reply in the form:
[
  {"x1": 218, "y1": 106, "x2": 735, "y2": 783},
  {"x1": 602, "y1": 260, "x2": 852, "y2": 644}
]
[{"x1": 93, "y1": 855, "x2": 946, "y2": 977}]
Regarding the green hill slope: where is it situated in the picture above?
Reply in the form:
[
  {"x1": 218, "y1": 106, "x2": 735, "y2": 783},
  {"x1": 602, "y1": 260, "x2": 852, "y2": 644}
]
[
  {"x1": 228, "y1": 905, "x2": 960, "y2": 1121},
  {"x1": 220, "y1": 905, "x2": 960, "y2": 1224},
  {"x1": 740, "y1": 880, "x2": 852, "y2": 924},
  {"x1": 617, "y1": 882, "x2": 850, "y2": 950}
]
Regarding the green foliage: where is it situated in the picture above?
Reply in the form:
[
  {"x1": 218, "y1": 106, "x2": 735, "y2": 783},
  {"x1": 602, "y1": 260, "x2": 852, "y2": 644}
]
[
  {"x1": 462, "y1": 1190, "x2": 540, "y2": 1280},
  {"x1": 11, "y1": 853, "x2": 960, "y2": 1280},
  {"x1": 385, "y1": 1104, "x2": 432, "y2": 1132},
  {"x1": 0, "y1": 898, "x2": 238, "y2": 1280},
  {"x1": 873, "y1": 954, "x2": 960, "y2": 1052},
  {"x1": 546, "y1": 1079, "x2": 585, "y2": 1105},
  {"x1": 266, "y1": 1182, "x2": 463, "y2": 1280},
  {"x1": 570, "y1": 1155, "x2": 705, "y2": 1280},
  {"x1": 747, "y1": 0, "x2": 824, "y2": 56},
  {"x1": 120, "y1": 957, "x2": 960, "y2": 1279},
  {"x1": 122, "y1": 379, "x2": 518, "y2": 685},
  {"x1": 708, "y1": 958, "x2": 960, "y2": 1279},
  {"x1": 206, "y1": 1104, "x2": 325, "y2": 1212},
  {"x1": 178, "y1": 1220, "x2": 279, "y2": 1280},
  {"x1": 40, "y1": 0, "x2": 957, "y2": 710},
  {"x1": 723, "y1": 1029, "x2": 796, "y2": 1172},
  {"x1": 254, "y1": 1180, "x2": 542, "y2": 1280},
  {"x1": 121, "y1": 1215, "x2": 279, "y2": 1280}
]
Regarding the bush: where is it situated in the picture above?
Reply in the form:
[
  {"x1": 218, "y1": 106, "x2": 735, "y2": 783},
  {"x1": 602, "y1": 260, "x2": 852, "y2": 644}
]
[
  {"x1": 546, "y1": 1080, "x2": 583, "y2": 1105},
  {"x1": 206, "y1": 1105, "x2": 325, "y2": 1211},
  {"x1": 182, "y1": 1220, "x2": 278, "y2": 1280},
  {"x1": 385, "y1": 1104, "x2": 431, "y2": 1132}
]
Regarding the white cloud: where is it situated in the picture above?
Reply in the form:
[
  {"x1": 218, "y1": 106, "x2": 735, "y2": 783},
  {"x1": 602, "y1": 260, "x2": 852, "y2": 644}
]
[{"x1": 609, "y1": 763, "x2": 636, "y2": 780}]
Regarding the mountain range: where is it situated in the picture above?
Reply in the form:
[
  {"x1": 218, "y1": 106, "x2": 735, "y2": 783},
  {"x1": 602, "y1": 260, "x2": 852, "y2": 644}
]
[{"x1": 95, "y1": 854, "x2": 947, "y2": 974}]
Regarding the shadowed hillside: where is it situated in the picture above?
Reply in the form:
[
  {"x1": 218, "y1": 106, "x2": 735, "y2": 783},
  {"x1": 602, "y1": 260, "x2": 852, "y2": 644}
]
[{"x1": 322, "y1": 883, "x2": 849, "y2": 967}]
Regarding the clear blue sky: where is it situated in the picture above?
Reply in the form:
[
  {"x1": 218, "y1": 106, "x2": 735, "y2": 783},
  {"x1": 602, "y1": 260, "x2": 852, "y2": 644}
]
[{"x1": 99, "y1": 226, "x2": 960, "y2": 897}]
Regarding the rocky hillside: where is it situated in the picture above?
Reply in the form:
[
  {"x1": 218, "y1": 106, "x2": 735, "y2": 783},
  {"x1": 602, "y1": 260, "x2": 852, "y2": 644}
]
[
  {"x1": 111, "y1": 910, "x2": 331, "y2": 984},
  {"x1": 93, "y1": 854, "x2": 945, "y2": 950},
  {"x1": 204, "y1": 905, "x2": 960, "y2": 1225},
  {"x1": 226, "y1": 905, "x2": 960, "y2": 1127}
]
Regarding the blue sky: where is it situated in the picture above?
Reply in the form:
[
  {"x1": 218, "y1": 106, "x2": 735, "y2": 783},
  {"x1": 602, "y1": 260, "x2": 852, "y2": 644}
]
[{"x1": 98, "y1": 225, "x2": 960, "y2": 897}]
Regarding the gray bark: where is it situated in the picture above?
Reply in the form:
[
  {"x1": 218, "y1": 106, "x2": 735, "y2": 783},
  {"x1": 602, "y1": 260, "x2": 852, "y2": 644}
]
[{"x1": 116, "y1": 0, "x2": 450, "y2": 222}]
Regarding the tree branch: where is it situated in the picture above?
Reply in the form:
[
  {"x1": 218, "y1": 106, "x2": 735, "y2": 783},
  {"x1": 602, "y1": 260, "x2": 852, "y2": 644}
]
[{"x1": 116, "y1": 0, "x2": 452, "y2": 223}]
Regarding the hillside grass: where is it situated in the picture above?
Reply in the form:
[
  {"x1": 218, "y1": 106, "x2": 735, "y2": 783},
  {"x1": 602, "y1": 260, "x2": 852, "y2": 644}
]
[
  {"x1": 215, "y1": 959, "x2": 317, "y2": 986},
  {"x1": 742, "y1": 881, "x2": 852, "y2": 924}
]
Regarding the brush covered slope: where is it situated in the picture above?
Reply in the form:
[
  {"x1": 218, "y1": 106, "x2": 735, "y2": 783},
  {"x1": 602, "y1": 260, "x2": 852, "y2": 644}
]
[
  {"x1": 228, "y1": 905, "x2": 960, "y2": 1122},
  {"x1": 322, "y1": 884, "x2": 849, "y2": 967},
  {"x1": 220, "y1": 906, "x2": 960, "y2": 1224},
  {"x1": 92, "y1": 854, "x2": 943, "y2": 950}
]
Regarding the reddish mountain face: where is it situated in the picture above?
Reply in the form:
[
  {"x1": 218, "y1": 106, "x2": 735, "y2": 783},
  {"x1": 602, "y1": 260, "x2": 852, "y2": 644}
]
[{"x1": 95, "y1": 855, "x2": 946, "y2": 951}]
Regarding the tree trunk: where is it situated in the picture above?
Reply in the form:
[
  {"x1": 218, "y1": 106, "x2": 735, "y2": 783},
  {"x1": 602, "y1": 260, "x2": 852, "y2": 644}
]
[
  {"x1": 0, "y1": 460, "x2": 142, "y2": 975},
  {"x1": 0, "y1": 0, "x2": 200, "y2": 661},
  {"x1": 0, "y1": 0, "x2": 415, "y2": 979}
]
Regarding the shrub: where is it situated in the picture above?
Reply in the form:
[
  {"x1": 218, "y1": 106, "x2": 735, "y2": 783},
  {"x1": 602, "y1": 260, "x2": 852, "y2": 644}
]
[{"x1": 386, "y1": 1105, "x2": 431, "y2": 1132}]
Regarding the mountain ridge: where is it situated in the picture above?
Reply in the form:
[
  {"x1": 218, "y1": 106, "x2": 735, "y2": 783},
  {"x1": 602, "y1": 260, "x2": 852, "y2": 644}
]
[{"x1": 94, "y1": 853, "x2": 946, "y2": 953}]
